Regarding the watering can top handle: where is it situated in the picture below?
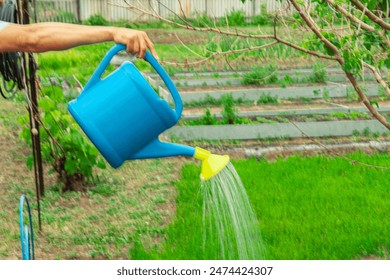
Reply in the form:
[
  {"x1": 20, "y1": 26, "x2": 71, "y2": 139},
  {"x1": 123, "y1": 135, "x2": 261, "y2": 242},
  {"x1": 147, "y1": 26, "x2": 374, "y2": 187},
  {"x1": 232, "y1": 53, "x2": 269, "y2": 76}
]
[{"x1": 85, "y1": 44, "x2": 183, "y2": 118}]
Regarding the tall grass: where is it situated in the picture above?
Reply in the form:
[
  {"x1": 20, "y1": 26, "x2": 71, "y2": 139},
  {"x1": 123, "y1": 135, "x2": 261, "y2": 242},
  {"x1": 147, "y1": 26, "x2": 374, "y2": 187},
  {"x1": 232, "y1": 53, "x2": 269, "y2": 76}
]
[{"x1": 133, "y1": 152, "x2": 390, "y2": 260}]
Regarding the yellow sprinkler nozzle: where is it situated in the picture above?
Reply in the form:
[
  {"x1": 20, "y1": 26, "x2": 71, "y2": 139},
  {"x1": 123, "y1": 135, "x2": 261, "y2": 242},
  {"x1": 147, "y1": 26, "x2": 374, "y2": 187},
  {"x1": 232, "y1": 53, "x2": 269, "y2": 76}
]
[{"x1": 194, "y1": 147, "x2": 230, "y2": 181}]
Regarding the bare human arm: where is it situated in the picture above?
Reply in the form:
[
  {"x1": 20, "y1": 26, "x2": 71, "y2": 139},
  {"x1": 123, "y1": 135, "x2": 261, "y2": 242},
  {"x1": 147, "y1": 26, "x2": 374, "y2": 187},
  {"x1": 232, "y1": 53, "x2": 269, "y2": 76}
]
[{"x1": 0, "y1": 22, "x2": 158, "y2": 59}]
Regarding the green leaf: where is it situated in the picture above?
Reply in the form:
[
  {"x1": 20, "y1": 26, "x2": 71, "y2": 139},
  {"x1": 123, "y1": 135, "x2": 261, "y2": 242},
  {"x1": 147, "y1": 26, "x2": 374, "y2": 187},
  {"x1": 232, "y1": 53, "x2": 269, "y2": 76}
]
[
  {"x1": 64, "y1": 158, "x2": 77, "y2": 174},
  {"x1": 39, "y1": 97, "x2": 56, "y2": 111},
  {"x1": 96, "y1": 158, "x2": 107, "y2": 169},
  {"x1": 26, "y1": 155, "x2": 34, "y2": 170},
  {"x1": 385, "y1": 58, "x2": 390, "y2": 69},
  {"x1": 370, "y1": 100, "x2": 379, "y2": 108}
]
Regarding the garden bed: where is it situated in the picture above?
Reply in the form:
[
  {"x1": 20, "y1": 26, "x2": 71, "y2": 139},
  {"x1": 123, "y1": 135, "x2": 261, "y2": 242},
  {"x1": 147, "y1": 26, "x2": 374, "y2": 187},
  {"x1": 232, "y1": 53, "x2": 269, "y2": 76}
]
[
  {"x1": 147, "y1": 67, "x2": 377, "y2": 88},
  {"x1": 159, "y1": 83, "x2": 380, "y2": 103},
  {"x1": 182, "y1": 105, "x2": 390, "y2": 121},
  {"x1": 144, "y1": 64, "x2": 390, "y2": 143},
  {"x1": 164, "y1": 120, "x2": 389, "y2": 140}
]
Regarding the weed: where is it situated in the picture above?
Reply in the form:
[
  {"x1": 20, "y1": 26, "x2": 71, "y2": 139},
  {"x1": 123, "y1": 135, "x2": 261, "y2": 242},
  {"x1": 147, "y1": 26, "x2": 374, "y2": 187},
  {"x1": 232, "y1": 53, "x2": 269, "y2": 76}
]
[
  {"x1": 313, "y1": 88, "x2": 330, "y2": 100},
  {"x1": 309, "y1": 63, "x2": 328, "y2": 83},
  {"x1": 90, "y1": 184, "x2": 117, "y2": 196},
  {"x1": 255, "y1": 117, "x2": 275, "y2": 124},
  {"x1": 378, "y1": 85, "x2": 389, "y2": 100},
  {"x1": 350, "y1": 111, "x2": 370, "y2": 120},
  {"x1": 323, "y1": 88, "x2": 330, "y2": 100},
  {"x1": 152, "y1": 194, "x2": 167, "y2": 204},
  {"x1": 184, "y1": 94, "x2": 220, "y2": 107},
  {"x1": 241, "y1": 65, "x2": 278, "y2": 85},
  {"x1": 257, "y1": 93, "x2": 279, "y2": 104},
  {"x1": 352, "y1": 129, "x2": 362, "y2": 137},
  {"x1": 279, "y1": 74, "x2": 294, "y2": 87},
  {"x1": 221, "y1": 94, "x2": 238, "y2": 124},
  {"x1": 274, "y1": 116, "x2": 289, "y2": 123},
  {"x1": 201, "y1": 108, "x2": 218, "y2": 125},
  {"x1": 363, "y1": 127, "x2": 371, "y2": 137}
]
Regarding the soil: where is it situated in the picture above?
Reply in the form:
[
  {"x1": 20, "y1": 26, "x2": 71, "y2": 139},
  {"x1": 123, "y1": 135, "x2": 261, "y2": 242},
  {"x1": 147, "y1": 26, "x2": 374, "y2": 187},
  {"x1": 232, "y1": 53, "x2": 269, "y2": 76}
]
[
  {"x1": 177, "y1": 82, "x2": 332, "y2": 92},
  {"x1": 183, "y1": 99, "x2": 389, "y2": 115}
]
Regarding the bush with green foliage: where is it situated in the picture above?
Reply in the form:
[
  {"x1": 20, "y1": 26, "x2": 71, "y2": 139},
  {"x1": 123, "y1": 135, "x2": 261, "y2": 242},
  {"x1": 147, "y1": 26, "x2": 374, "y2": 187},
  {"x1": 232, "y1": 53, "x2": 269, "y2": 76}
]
[
  {"x1": 18, "y1": 84, "x2": 106, "y2": 191},
  {"x1": 84, "y1": 14, "x2": 109, "y2": 26},
  {"x1": 224, "y1": 9, "x2": 246, "y2": 26},
  {"x1": 251, "y1": 4, "x2": 273, "y2": 25}
]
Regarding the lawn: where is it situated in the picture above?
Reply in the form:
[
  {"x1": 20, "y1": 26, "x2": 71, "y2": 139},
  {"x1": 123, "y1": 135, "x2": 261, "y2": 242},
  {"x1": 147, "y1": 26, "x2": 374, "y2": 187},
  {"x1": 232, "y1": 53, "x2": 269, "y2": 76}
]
[{"x1": 132, "y1": 153, "x2": 390, "y2": 260}]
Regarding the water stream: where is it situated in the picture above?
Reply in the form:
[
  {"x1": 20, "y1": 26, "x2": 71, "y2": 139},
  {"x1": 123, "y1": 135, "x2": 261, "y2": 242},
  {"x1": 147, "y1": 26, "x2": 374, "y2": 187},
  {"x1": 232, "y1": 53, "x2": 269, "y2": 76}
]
[{"x1": 201, "y1": 162, "x2": 266, "y2": 260}]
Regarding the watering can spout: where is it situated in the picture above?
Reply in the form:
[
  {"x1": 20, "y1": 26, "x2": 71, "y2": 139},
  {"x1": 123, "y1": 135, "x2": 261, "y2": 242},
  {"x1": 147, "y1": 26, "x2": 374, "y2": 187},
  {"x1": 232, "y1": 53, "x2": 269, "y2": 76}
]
[
  {"x1": 132, "y1": 144, "x2": 229, "y2": 181},
  {"x1": 193, "y1": 147, "x2": 230, "y2": 181},
  {"x1": 131, "y1": 139, "x2": 196, "y2": 160}
]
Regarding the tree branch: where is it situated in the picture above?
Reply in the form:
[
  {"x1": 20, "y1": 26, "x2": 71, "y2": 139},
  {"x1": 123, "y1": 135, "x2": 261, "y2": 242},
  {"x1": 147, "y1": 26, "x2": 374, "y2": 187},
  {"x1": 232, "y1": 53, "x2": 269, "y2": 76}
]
[
  {"x1": 350, "y1": 0, "x2": 390, "y2": 30},
  {"x1": 114, "y1": 1, "x2": 274, "y2": 40},
  {"x1": 325, "y1": 0, "x2": 375, "y2": 32},
  {"x1": 161, "y1": 41, "x2": 279, "y2": 66},
  {"x1": 287, "y1": 0, "x2": 390, "y2": 130},
  {"x1": 272, "y1": 14, "x2": 338, "y2": 61},
  {"x1": 344, "y1": 71, "x2": 390, "y2": 130},
  {"x1": 363, "y1": 62, "x2": 390, "y2": 97},
  {"x1": 288, "y1": 0, "x2": 343, "y2": 63},
  {"x1": 275, "y1": 37, "x2": 338, "y2": 61}
]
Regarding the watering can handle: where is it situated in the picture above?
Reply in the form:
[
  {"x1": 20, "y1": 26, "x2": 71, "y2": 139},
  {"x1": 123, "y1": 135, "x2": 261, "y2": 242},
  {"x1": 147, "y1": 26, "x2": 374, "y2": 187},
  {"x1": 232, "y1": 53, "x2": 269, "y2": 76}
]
[{"x1": 84, "y1": 44, "x2": 183, "y2": 118}]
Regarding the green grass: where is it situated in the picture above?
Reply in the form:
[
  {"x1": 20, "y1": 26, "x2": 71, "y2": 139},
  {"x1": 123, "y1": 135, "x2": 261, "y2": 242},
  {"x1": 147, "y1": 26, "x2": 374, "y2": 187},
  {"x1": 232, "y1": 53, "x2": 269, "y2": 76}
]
[{"x1": 132, "y1": 152, "x2": 390, "y2": 260}]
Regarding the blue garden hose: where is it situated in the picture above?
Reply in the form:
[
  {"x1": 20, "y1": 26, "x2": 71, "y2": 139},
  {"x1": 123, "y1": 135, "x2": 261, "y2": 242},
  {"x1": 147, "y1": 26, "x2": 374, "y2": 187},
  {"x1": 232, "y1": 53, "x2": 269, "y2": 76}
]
[{"x1": 19, "y1": 195, "x2": 35, "y2": 260}]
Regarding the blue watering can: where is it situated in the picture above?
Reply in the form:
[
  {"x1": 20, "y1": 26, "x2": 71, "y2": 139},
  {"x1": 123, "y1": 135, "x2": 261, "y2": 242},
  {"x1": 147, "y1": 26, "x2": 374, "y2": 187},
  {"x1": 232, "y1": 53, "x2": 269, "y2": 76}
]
[{"x1": 68, "y1": 44, "x2": 228, "y2": 180}]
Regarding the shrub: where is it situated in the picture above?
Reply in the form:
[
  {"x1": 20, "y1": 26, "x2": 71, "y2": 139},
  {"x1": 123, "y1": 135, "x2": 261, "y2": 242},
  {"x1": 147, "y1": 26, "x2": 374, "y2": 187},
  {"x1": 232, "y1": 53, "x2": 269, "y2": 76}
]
[
  {"x1": 252, "y1": 4, "x2": 273, "y2": 26},
  {"x1": 18, "y1": 83, "x2": 106, "y2": 191},
  {"x1": 224, "y1": 9, "x2": 246, "y2": 26},
  {"x1": 84, "y1": 14, "x2": 109, "y2": 26}
]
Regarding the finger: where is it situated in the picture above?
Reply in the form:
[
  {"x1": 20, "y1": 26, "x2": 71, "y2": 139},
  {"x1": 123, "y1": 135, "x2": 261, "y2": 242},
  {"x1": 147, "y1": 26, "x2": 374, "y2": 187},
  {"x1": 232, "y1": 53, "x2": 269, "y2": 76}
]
[
  {"x1": 145, "y1": 37, "x2": 159, "y2": 60},
  {"x1": 129, "y1": 40, "x2": 139, "y2": 57},
  {"x1": 138, "y1": 37, "x2": 147, "y2": 59}
]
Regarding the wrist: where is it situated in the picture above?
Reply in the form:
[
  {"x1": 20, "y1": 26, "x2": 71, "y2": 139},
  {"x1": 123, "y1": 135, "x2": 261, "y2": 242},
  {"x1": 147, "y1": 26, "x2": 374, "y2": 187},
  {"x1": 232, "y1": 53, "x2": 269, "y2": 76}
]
[{"x1": 102, "y1": 26, "x2": 116, "y2": 42}]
